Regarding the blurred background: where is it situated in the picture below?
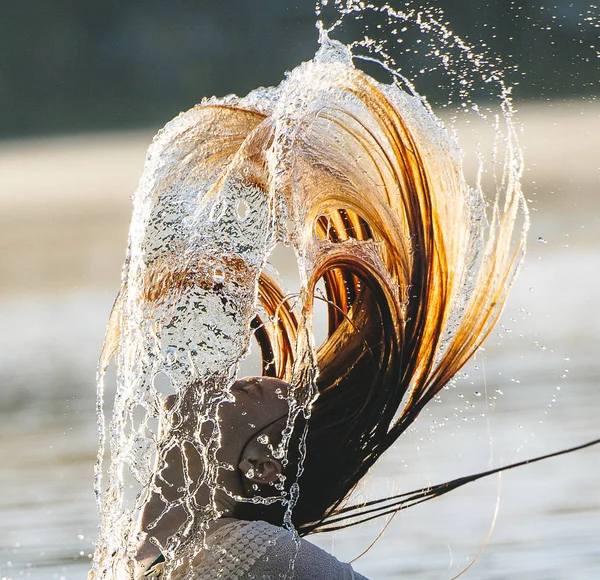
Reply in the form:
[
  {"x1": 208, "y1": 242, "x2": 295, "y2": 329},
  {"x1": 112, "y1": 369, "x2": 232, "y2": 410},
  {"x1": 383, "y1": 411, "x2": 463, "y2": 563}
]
[{"x1": 0, "y1": 1, "x2": 598, "y2": 579}]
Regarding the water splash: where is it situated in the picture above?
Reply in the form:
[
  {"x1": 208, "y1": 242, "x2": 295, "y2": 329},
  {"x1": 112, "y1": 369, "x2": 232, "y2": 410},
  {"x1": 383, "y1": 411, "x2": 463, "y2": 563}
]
[{"x1": 91, "y1": 7, "x2": 528, "y2": 578}]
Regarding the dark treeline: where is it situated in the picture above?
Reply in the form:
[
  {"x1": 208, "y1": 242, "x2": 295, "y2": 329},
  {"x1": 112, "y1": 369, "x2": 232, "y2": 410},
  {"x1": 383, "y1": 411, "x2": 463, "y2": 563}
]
[{"x1": 1, "y1": 0, "x2": 598, "y2": 138}]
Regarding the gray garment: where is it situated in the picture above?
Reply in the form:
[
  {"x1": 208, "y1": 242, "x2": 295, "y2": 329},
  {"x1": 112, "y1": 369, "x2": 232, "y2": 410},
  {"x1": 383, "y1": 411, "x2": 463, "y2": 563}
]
[
  {"x1": 250, "y1": 521, "x2": 369, "y2": 580},
  {"x1": 163, "y1": 519, "x2": 369, "y2": 580}
]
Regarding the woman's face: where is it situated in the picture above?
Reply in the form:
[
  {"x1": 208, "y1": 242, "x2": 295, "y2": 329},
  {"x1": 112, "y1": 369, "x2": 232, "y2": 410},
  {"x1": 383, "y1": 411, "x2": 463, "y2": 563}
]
[
  {"x1": 132, "y1": 376, "x2": 291, "y2": 570},
  {"x1": 216, "y1": 376, "x2": 290, "y2": 471}
]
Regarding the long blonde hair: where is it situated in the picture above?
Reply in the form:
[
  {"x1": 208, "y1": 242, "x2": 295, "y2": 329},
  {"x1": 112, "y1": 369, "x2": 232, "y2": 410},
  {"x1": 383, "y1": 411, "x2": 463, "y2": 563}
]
[{"x1": 96, "y1": 40, "x2": 527, "y2": 567}]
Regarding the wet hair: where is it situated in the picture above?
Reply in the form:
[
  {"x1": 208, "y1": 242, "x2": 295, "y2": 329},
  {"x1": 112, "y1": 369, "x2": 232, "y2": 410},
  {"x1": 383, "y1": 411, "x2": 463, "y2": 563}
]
[
  {"x1": 100, "y1": 64, "x2": 525, "y2": 542},
  {"x1": 237, "y1": 67, "x2": 526, "y2": 535}
]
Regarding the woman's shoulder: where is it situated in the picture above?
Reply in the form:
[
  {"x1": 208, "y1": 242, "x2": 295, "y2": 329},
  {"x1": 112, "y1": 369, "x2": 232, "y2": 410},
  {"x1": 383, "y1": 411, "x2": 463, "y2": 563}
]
[
  {"x1": 155, "y1": 519, "x2": 369, "y2": 579},
  {"x1": 164, "y1": 519, "x2": 286, "y2": 579},
  {"x1": 240, "y1": 520, "x2": 369, "y2": 580}
]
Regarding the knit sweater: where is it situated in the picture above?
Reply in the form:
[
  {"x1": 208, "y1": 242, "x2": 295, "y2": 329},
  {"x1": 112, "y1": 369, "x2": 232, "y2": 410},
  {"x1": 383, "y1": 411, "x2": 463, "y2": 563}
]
[{"x1": 145, "y1": 519, "x2": 368, "y2": 580}]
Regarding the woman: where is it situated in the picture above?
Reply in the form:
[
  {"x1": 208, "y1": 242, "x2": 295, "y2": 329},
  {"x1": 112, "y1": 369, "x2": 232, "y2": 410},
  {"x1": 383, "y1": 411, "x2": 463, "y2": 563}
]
[{"x1": 91, "y1": 39, "x2": 527, "y2": 578}]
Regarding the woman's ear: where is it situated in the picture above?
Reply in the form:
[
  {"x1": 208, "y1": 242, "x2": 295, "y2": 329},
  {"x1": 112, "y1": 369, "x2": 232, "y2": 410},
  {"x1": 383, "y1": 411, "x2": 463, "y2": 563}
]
[{"x1": 239, "y1": 444, "x2": 282, "y2": 485}]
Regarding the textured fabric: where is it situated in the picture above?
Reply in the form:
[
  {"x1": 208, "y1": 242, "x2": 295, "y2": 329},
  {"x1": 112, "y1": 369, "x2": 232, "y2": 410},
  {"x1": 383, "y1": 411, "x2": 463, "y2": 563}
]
[{"x1": 160, "y1": 520, "x2": 368, "y2": 580}]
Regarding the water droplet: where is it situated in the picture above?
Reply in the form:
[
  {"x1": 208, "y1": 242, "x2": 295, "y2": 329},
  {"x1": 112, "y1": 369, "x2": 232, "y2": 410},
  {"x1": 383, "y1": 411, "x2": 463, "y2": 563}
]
[
  {"x1": 236, "y1": 199, "x2": 250, "y2": 220},
  {"x1": 165, "y1": 348, "x2": 177, "y2": 366},
  {"x1": 213, "y1": 267, "x2": 225, "y2": 284}
]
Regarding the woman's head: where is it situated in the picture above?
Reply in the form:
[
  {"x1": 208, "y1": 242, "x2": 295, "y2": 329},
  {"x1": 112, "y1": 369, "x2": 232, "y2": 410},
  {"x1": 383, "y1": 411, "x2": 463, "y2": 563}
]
[
  {"x1": 157, "y1": 377, "x2": 292, "y2": 505},
  {"x1": 133, "y1": 377, "x2": 291, "y2": 565}
]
